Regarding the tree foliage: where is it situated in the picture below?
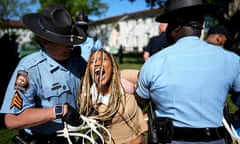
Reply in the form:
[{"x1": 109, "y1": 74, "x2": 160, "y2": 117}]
[
  {"x1": 0, "y1": 0, "x2": 37, "y2": 20},
  {"x1": 0, "y1": 0, "x2": 38, "y2": 30},
  {"x1": 0, "y1": 0, "x2": 108, "y2": 22},
  {"x1": 39, "y1": 0, "x2": 109, "y2": 19}
]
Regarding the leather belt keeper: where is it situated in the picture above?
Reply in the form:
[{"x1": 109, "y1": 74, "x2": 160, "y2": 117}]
[{"x1": 172, "y1": 126, "x2": 226, "y2": 142}]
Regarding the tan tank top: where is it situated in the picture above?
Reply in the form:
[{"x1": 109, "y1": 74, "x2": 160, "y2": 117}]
[{"x1": 97, "y1": 94, "x2": 148, "y2": 144}]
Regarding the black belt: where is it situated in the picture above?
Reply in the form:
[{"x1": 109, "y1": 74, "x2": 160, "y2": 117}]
[
  {"x1": 12, "y1": 130, "x2": 69, "y2": 144},
  {"x1": 172, "y1": 126, "x2": 226, "y2": 142}
]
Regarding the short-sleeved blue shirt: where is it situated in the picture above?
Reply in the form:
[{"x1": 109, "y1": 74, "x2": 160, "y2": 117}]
[
  {"x1": 136, "y1": 36, "x2": 240, "y2": 128},
  {"x1": 0, "y1": 49, "x2": 86, "y2": 135}
]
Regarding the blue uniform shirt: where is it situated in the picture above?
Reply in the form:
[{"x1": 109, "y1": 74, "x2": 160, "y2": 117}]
[
  {"x1": 0, "y1": 49, "x2": 86, "y2": 135},
  {"x1": 136, "y1": 36, "x2": 240, "y2": 128},
  {"x1": 94, "y1": 39, "x2": 103, "y2": 50},
  {"x1": 75, "y1": 36, "x2": 101, "y2": 61}
]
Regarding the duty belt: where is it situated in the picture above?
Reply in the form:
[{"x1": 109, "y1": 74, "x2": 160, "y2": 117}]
[
  {"x1": 13, "y1": 130, "x2": 69, "y2": 144},
  {"x1": 172, "y1": 126, "x2": 226, "y2": 142}
]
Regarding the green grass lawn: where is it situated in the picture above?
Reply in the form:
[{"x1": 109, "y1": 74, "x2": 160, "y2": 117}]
[
  {"x1": 0, "y1": 128, "x2": 17, "y2": 144},
  {"x1": 115, "y1": 52, "x2": 144, "y2": 70},
  {"x1": 0, "y1": 51, "x2": 238, "y2": 143}
]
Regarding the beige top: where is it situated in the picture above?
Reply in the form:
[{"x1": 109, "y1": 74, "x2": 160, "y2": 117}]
[
  {"x1": 97, "y1": 94, "x2": 148, "y2": 144},
  {"x1": 120, "y1": 69, "x2": 139, "y2": 84}
]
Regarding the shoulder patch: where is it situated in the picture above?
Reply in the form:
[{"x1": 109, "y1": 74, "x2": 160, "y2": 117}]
[
  {"x1": 10, "y1": 91, "x2": 23, "y2": 110},
  {"x1": 14, "y1": 70, "x2": 29, "y2": 93}
]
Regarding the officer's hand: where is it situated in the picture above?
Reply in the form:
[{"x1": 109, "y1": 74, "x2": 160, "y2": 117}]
[{"x1": 62, "y1": 103, "x2": 83, "y2": 126}]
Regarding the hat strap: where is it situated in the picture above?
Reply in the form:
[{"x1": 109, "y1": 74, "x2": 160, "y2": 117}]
[
  {"x1": 38, "y1": 19, "x2": 84, "y2": 43},
  {"x1": 185, "y1": 23, "x2": 203, "y2": 30},
  {"x1": 76, "y1": 21, "x2": 88, "y2": 25}
]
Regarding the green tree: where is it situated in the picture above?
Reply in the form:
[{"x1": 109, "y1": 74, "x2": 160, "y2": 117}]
[
  {"x1": 39, "y1": 0, "x2": 109, "y2": 19},
  {"x1": 0, "y1": 0, "x2": 109, "y2": 26},
  {"x1": 0, "y1": 0, "x2": 37, "y2": 20},
  {"x1": 0, "y1": 0, "x2": 38, "y2": 29}
]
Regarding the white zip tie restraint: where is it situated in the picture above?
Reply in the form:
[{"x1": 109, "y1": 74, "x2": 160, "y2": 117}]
[
  {"x1": 57, "y1": 115, "x2": 112, "y2": 144},
  {"x1": 222, "y1": 117, "x2": 240, "y2": 144}
]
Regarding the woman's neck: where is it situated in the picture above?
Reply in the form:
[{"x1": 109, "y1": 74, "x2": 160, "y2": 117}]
[{"x1": 98, "y1": 86, "x2": 110, "y2": 96}]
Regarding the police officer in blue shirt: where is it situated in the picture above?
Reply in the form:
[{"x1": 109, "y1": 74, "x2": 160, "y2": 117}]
[
  {"x1": 74, "y1": 11, "x2": 102, "y2": 61},
  {"x1": 93, "y1": 34, "x2": 103, "y2": 50},
  {"x1": 0, "y1": 4, "x2": 87, "y2": 144},
  {"x1": 135, "y1": 0, "x2": 240, "y2": 143}
]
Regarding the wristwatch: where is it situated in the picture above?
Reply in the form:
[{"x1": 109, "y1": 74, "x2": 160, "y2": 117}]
[{"x1": 54, "y1": 104, "x2": 63, "y2": 119}]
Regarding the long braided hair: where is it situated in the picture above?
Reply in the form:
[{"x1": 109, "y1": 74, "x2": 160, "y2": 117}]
[{"x1": 78, "y1": 49, "x2": 126, "y2": 121}]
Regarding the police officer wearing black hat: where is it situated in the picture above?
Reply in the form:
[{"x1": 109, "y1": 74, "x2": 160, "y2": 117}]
[
  {"x1": 0, "y1": 4, "x2": 87, "y2": 144},
  {"x1": 135, "y1": 0, "x2": 240, "y2": 143},
  {"x1": 74, "y1": 11, "x2": 102, "y2": 61}
]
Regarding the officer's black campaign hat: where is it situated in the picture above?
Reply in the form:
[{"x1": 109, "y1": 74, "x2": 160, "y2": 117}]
[
  {"x1": 155, "y1": 0, "x2": 218, "y2": 23},
  {"x1": 22, "y1": 4, "x2": 86, "y2": 45}
]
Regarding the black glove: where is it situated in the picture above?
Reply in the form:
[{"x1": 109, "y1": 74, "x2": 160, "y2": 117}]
[{"x1": 62, "y1": 103, "x2": 83, "y2": 126}]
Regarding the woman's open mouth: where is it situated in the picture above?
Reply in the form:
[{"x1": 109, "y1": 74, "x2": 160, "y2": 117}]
[{"x1": 94, "y1": 68, "x2": 106, "y2": 82}]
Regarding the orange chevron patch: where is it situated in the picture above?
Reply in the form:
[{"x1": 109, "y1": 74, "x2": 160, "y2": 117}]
[{"x1": 10, "y1": 91, "x2": 23, "y2": 110}]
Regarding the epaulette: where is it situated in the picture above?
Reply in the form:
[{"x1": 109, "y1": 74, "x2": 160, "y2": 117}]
[{"x1": 19, "y1": 52, "x2": 46, "y2": 69}]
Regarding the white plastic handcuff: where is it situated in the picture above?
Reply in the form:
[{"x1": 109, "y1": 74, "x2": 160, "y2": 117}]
[
  {"x1": 222, "y1": 117, "x2": 240, "y2": 144},
  {"x1": 57, "y1": 115, "x2": 112, "y2": 144}
]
